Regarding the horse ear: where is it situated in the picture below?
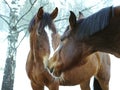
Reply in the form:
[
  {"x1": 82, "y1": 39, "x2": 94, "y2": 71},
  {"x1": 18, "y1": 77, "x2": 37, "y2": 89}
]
[
  {"x1": 37, "y1": 7, "x2": 44, "y2": 19},
  {"x1": 69, "y1": 11, "x2": 76, "y2": 29},
  {"x1": 50, "y1": 7, "x2": 58, "y2": 20},
  {"x1": 79, "y1": 11, "x2": 83, "y2": 16},
  {"x1": 78, "y1": 11, "x2": 84, "y2": 19}
]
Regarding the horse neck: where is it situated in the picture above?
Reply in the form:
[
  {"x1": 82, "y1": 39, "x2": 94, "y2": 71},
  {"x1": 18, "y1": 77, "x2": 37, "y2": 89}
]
[
  {"x1": 46, "y1": 23, "x2": 60, "y2": 50},
  {"x1": 49, "y1": 22, "x2": 60, "y2": 50},
  {"x1": 51, "y1": 32, "x2": 60, "y2": 50}
]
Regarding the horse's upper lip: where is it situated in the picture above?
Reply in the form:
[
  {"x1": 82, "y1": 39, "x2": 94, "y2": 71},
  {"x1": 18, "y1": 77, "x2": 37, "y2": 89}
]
[{"x1": 49, "y1": 67, "x2": 54, "y2": 73}]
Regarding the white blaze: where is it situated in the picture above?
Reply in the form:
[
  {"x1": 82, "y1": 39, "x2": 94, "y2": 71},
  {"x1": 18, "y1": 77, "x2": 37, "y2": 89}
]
[
  {"x1": 45, "y1": 26, "x2": 62, "y2": 60},
  {"x1": 45, "y1": 26, "x2": 54, "y2": 59}
]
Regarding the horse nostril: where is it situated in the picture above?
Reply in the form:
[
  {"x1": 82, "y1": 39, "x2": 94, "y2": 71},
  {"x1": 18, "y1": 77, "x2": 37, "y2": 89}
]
[{"x1": 50, "y1": 67, "x2": 54, "y2": 73}]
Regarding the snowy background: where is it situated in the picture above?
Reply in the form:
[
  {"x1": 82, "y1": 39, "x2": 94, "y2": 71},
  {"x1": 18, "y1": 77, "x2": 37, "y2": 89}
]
[{"x1": 0, "y1": 0, "x2": 120, "y2": 90}]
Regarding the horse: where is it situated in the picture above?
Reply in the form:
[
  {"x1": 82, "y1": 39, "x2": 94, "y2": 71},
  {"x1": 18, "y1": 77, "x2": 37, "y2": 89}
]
[
  {"x1": 48, "y1": 12, "x2": 110, "y2": 90},
  {"x1": 26, "y1": 7, "x2": 60, "y2": 90},
  {"x1": 49, "y1": 52, "x2": 110, "y2": 90},
  {"x1": 47, "y1": 6, "x2": 120, "y2": 74}
]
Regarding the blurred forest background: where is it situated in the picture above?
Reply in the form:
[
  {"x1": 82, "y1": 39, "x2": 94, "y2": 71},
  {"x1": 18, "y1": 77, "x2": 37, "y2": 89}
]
[{"x1": 0, "y1": 0, "x2": 120, "y2": 90}]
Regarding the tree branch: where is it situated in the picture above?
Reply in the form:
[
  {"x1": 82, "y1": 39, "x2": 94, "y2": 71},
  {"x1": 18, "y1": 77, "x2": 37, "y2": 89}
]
[
  {"x1": 57, "y1": 26, "x2": 66, "y2": 33},
  {"x1": 16, "y1": 31, "x2": 28, "y2": 49},
  {"x1": 102, "y1": 0, "x2": 110, "y2": 5},
  {"x1": 29, "y1": 0, "x2": 32, "y2": 5},
  {"x1": 11, "y1": 27, "x2": 28, "y2": 34},
  {"x1": 17, "y1": 27, "x2": 28, "y2": 33},
  {"x1": 0, "y1": 14, "x2": 9, "y2": 18},
  {"x1": 4, "y1": 0, "x2": 12, "y2": 11},
  {"x1": 15, "y1": 0, "x2": 37, "y2": 26},
  {"x1": 0, "y1": 15, "x2": 9, "y2": 25},
  {"x1": 81, "y1": 1, "x2": 104, "y2": 12},
  {"x1": 81, "y1": 5, "x2": 96, "y2": 12},
  {"x1": 54, "y1": 17, "x2": 68, "y2": 22},
  {"x1": 22, "y1": 18, "x2": 29, "y2": 22},
  {"x1": 17, "y1": 24, "x2": 28, "y2": 29}
]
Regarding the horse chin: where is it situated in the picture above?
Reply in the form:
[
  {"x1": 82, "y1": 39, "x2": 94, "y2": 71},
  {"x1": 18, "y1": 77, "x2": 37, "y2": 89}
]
[
  {"x1": 48, "y1": 62, "x2": 62, "y2": 77},
  {"x1": 53, "y1": 69, "x2": 62, "y2": 77}
]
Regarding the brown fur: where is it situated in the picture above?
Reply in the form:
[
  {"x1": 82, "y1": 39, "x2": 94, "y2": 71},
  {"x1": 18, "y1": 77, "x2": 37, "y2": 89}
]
[
  {"x1": 47, "y1": 6, "x2": 120, "y2": 72},
  {"x1": 48, "y1": 52, "x2": 110, "y2": 90},
  {"x1": 85, "y1": 6, "x2": 120, "y2": 57},
  {"x1": 48, "y1": 12, "x2": 110, "y2": 90},
  {"x1": 26, "y1": 7, "x2": 59, "y2": 90}
]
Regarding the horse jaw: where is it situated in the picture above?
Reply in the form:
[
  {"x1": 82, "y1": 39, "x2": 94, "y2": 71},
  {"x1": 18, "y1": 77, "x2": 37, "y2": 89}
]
[{"x1": 43, "y1": 54, "x2": 49, "y2": 68}]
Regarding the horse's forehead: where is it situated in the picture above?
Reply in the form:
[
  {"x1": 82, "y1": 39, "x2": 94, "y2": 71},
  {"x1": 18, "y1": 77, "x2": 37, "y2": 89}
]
[{"x1": 44, "y1": 26, "x2": 55, "y2": 58}]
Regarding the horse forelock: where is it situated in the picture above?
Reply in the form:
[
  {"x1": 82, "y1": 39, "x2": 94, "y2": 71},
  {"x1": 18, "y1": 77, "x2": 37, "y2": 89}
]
[
  {"x1": 38, "y1": 13, "x2": 57, "y2": 33},
  {"x1": 28, "y1": 12, "x2": 56, "y2": 34},
  {"x1": 28, "y1": 11, "x2": 58, "y2": 59},
  {"x1": 39, "y1": 13, "x2": 57, "y2": 59}
]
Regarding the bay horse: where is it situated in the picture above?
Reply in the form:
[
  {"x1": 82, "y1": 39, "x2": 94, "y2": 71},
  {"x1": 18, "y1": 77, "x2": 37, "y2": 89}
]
[
  {"x1": 26, "y1": 7, "x2": 59, "y2": 90},
  {"x1": 48, "y1": 6, "x2": 120, "y2": 74},
  {"x1": 48, "y1": 12, "x2": 110, "y2": 90}
]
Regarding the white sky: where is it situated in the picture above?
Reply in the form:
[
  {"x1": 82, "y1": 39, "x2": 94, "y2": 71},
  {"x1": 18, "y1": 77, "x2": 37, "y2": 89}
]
[{"x1": 0, "y1": 0, "x2": 120, "y2": 90}]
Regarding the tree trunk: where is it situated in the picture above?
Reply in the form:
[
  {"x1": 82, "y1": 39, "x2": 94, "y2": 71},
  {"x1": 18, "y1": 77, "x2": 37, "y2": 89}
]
[
  {"x1": 2, "y1": 57, "x2": 16, "y2": 90},
  {"x1": 1, "y1": 27, "x2": 18, "y2": 90},
  {"x1": 1, "y1": 0, "x2": 19, "y2": 90}
]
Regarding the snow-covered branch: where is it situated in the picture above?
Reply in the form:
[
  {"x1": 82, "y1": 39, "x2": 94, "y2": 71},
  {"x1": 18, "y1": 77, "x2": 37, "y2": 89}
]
[
  {"x1": 17, "y1": 24, "x2": 28, "y2": 29},
  {"x1": 4, "y1": 0, "x2": 12, "y2": 11},
  {"x1": 0, "y1": 14, "x2": 9, "y2": 25},
  {"x1": 16, "y1": 31, "x2": 27, "y2": 49},
  {"x1": 54, "y1": 17, "x2": 68, "y2": 22},
  {"x1": 15, "y1": 0, "x2": 37, "y2": 26},
  {"x1": 17, "y1": 27, "x2": 28, "y2": 33},
  {"x1": 29, "y1": 0, "x2": 32, "y2": 5}
]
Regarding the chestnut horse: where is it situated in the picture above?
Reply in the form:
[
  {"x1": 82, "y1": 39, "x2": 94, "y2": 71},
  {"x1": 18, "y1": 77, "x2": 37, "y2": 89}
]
[
  {"x1": 49, "y1": 52, "x2": 110, "y2": 90},
  {"x1": 48, "y1": 12, "x2": 110, "y2": 90},
  {"x1": 26, "y1": 7, "x2": 59, "y2": 90},
  {"x1": 48, "y1": 6, "x2": 120, "y2": 73}
]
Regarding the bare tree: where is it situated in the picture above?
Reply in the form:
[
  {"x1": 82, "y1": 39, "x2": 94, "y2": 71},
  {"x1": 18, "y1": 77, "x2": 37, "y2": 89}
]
[{"x1": 0, "y1": 0, "x2": 37, "y2": 90}]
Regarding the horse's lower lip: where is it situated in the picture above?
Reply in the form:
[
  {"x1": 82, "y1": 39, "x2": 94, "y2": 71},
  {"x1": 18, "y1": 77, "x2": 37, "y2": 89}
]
[{"x1": 53, "y1": 70, "x2": 61, "y2": 77}]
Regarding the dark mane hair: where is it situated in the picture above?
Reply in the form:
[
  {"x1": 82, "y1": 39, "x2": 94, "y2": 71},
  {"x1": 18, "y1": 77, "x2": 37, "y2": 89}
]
[
  {"x1": 76, "y1": 6, "x2": 113, "y2": 39},
  {"x1": 28, "y1": 13, "x2": 56, "y2": 33}
]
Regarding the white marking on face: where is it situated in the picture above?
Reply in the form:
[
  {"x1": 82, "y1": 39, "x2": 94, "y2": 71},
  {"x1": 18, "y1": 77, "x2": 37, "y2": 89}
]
[
  {"x1": 49, "y1": 43, "x2": 62, "y2": 60},
  {"x1": 45, "y1": 26, "x2": 62, "y2": 60},
  {"x1": 44, "y1": 26, "x2": 54, "y2": 60}
]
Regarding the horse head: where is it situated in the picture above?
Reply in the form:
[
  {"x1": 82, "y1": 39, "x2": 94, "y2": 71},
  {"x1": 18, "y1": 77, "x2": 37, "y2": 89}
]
[
  {"x1": 49, "y1": 6, "x2": 120, "y2": 77},
  {"x1": 28, "y1": 7, "x2": 59, "y2": 68},
  {"x1": 48, "y1": 11, "x2": 94, "y2": 76}
]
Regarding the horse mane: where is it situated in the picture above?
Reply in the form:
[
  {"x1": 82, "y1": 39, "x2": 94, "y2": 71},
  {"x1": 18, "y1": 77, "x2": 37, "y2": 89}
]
[
  {"x1": 28, "y1": 12, "x2": 56, "y2": 33},
  {"x1": 76, "y1": 6, "x2": 113, "y2": 39}
]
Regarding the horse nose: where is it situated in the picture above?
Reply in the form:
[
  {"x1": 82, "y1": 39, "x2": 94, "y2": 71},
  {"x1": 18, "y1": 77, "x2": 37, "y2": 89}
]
[
  {"x1": 50, "y1": 67, "x2": 54, "y2": 73},
  {"x1": 47, "y1": 65, "x2": 54, "y2": 73}
]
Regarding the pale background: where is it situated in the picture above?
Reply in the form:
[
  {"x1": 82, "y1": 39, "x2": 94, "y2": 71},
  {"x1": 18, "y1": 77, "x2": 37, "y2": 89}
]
[{"x1": 0, "y1": 0, "x2": 120, "y2": 90}]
